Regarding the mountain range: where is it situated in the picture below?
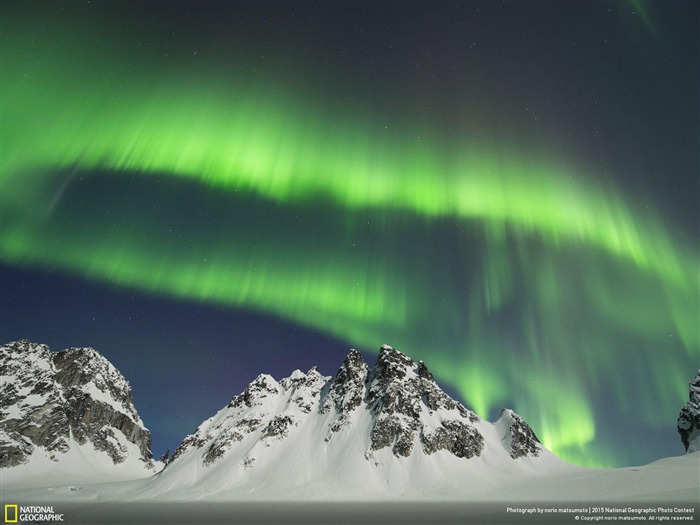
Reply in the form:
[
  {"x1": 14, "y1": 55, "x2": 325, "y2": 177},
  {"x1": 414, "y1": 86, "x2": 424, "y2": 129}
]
[{"x1": 1, "y1": 339, "x2": 698, "y2": 523}]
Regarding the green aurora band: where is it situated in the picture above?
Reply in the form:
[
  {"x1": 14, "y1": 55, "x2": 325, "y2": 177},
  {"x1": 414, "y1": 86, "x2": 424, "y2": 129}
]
[{"x1": 1, "y1": 10, "x2": 697, "y2": 468}]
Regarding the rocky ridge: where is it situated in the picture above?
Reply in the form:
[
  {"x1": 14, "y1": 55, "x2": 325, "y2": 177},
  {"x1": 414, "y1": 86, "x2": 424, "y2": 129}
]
[
  {"x1": 168, "y1": 344, "x2": 541, "y2": 472},
  {"x1": 677, "y1": 369, "x2": 700, "y2": 453},
  {"x1": 0, "y1": 339, "x2": 155, "y2": 469}
]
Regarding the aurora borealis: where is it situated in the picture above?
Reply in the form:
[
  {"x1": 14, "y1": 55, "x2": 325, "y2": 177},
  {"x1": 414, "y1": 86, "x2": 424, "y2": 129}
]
[{"x1": 1, "y1": 1, "x2": 698, "y2": 468}]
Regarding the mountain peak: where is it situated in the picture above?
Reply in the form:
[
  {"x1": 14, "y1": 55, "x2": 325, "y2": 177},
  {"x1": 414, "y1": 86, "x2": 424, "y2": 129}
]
[
  {"x1": 374, "y1": 344, "x2": 414, "y2": 381},
  {"x1": 166, "y1": 342, "x2": 543, "y2": 492},
  {"x1": 364, "y1": 345, "x2": 483, "y2": 459},
  {"x1": 228, "y1": 373, "x2": 281, "y2": 409},
  {"x1": 497, "y1": 408, "x2": 541, "y2": 459},
  {"x1": 0, "y1": 340, "x2": 154, "y2": 470},
  {"x1": 320, "y1": 348, "x2": 368, "y2": 440}
]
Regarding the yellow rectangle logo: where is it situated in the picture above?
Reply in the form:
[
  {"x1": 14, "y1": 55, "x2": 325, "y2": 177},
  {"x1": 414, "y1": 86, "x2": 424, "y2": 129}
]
[{"x1": 4, "y1": 504, "x2": 18, "y2": 523}]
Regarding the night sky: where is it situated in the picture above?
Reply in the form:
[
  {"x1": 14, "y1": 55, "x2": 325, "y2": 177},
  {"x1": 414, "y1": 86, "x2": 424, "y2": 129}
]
[{"x1": 1, "y1": 1, "x2": 698, "y2": 469}]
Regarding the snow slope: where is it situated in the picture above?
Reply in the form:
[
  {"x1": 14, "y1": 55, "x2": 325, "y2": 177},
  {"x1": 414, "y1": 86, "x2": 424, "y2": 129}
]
[{"x1": 3, "y1": 452, "x2": 697, "y2": 507}]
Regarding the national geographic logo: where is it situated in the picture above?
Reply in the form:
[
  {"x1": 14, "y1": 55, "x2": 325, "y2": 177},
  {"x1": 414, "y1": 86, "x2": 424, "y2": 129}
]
[
  {"x1": 4, "y1": 504, "x2": 64, "y2": 522},
  {"x1": 3, "y1": 505, "x2": 17, "y2": 523}
]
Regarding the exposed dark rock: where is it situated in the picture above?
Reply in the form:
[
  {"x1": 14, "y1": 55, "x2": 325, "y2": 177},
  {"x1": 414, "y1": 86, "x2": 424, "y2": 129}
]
[
  {"x1": 263, "y1": 415, "x2": 295, "y2": 439},
  {"x1": 416, "y1": 360, "x2": 433, "y2": 381},
  {"x1": 321, "y1": 350, "x2": 368, "y2": 414},
  {"x1": 169, "y1": 413, "x2": 265, "y2": 467},
  {"x1": 168, "y1": 343, "x2": 541, "y2": 470},
  {"x1": 0, "y1": 340, "x2": 154, "y2": 468},
  {"x1": 203, "y1": 429, "x2": 244, "y2": 466},
  {"x1": 170, "y1": 434, "x2": 207, "y2": 463},
  {"x1": 293, "y1": 396, "x2": 313, "y2": 413},
  {"x1": 422, "y1": 420, "x2": 484, "y2": 459},
  {"x1": 0, "y1": 430, "x2": 34, "y2": 467},
  {"x1": 64, "y1": 388, "x2": 152, "y2": 463},
  {"x1": 321, "y1": 349, "x2": 368, "y2": 441},
  {"x1": 499, "y1": 409, "x2": 540, "y2": 459},
  {"x1": 678, "y1": 370, "x2": 700, "y2": 453},
  {"x1": 281, "y1": 368, "x2": 326, "y2": 414},
  {"x1": 370, "y1": 415, "x2": 402, "y2": 451},
  {"x1": 365, "y1": 345, "x2": 482, "y2": 461},
  {"x1": 229, "y1": 374, "x2": 280, "y2": 408},
  {"x1": 235, "y1": 418, "x2": 262, "y2": 433}
]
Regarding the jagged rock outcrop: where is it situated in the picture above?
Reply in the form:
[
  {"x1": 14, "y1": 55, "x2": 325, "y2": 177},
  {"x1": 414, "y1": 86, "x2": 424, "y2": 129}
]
[
  {"x1": 0, "y1": 341, "x2": 68, "y2": 465},
  {"x1": 229, "y1": 374, "x2": 281, "y2": 409},
  {"x1": 677, "y1": 369, "x2": 700, "y2": 453},
  {"x1": 168, "y1": 344, "x2": 540, "y2": 473},
  {"x1": 0, "y1": 340, "x2": 154, "y2": 469},
  {"x1": 498, "y1": 409, "x2": 541, "y2": 459},
  {"x1": 365, "y1": 344, "x2": 483, "y2": 459},
  {"x1": 421, "y1": 419, "x2": 484, "y2": 459},
  {"x1": 320, "y1": 349, "x2": 368, "y2": 441},
  {"x1": 172, "y1": 367, "x2": 328, "y2": 464}
]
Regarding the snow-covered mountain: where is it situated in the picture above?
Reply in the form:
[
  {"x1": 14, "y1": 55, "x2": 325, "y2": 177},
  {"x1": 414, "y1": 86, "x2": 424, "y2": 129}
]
[
  {"x1": 0, "y1": 339, "x2": 156, "y2": 479},
  {"x1": 678, "y1": 369, "x2": 700, "y2": 453},
  {"x1": 2, "y1": 340, "x2": 698, "y2": 522},
  {"x1": 151, "y1": 344, "x2": 567, "y2": 500}
]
